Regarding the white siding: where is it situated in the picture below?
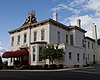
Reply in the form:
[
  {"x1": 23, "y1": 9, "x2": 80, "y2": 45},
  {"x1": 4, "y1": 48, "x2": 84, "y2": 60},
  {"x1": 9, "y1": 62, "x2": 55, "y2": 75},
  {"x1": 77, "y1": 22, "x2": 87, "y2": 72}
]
[
  {"x1": 85, "y1": 39, "x2": 94, "y2": 65},
  {"x1": 31, "y1": 24, "x2": 50, "y2": 43},
  {"x1": 10, "y1": 29, "x2": 30, "y2": 50},
  {"x1": 75, "y1": 29, "x2": 84, "y2": 47},
  {"x1": 49, "y1": 24, "x2": 68, "y2": 44}
]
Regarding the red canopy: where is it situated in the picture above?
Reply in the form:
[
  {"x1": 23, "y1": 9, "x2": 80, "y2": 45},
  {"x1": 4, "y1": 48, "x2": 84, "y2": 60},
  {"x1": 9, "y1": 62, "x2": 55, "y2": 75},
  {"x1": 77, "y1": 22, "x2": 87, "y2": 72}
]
[
  {"x1": 2, "y1": 51, "x2": 13, "y2": 58},
  {"x1": 12, "y1": 49, "x2": 29, "y2": 57},
  {"x1": 2, "y1": 49, "x2": 29, "y2": 58}
]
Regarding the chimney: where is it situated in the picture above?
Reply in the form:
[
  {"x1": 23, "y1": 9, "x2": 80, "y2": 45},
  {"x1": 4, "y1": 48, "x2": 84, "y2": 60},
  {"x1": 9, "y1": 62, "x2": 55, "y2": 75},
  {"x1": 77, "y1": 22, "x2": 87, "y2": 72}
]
[
  {"x1": 92, "y1": 23, "x2": 97, "y2": 41},
  {"x1": 52, "y1": 12, "x2": 58, "y2": 21},
  {"x1": 77, "y1": 19, "x2": 81, "y2": 28}
]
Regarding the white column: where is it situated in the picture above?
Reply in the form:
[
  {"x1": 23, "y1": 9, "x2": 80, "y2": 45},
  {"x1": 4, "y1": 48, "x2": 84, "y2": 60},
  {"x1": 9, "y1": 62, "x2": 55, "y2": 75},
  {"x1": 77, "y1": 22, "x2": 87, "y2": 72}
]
[{"x1": 35, "y1": 44, "x2": 39, "y2": 65}]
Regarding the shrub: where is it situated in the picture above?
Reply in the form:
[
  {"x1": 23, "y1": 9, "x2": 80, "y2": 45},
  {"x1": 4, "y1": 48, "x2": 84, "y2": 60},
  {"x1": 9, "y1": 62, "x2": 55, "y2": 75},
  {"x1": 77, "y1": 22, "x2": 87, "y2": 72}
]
[
  {"x1": 74, "y1": 65, "x2": 79, "y2": 68},
  {"x1": 21, "y1": 65, "x2": 30, "y2": 69},
  {"x1": 32, "y1": 65, "x2": 42, "y2": 69},
  {"x1": 43, "y1": 64, "x2": 48, "y2": 70},
  {"x1": 0, "y1": 63, "x2": 3, "y2": 69},
  {"x1": 58, "y1": 64, "x2": 63, "y2": 69},
  {"x1": 49, "y1": 64, "x2": 57, "y2": 69},
  {"x1": 6, "y1": 66, "x2": 14, "y2": 69}
]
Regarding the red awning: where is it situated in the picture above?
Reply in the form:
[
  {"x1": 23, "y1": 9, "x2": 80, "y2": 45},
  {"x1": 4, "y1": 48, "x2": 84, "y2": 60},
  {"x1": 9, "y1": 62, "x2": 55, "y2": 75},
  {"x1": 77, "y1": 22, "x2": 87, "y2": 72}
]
[
  {"x1": 12, "y1": 49, "x2": 29, "y2": 57},
  {"x1": 2, "y1": 49, "x2": 29, "y2": 58},
  {"x1": 2, "y1": 51, "x2": 13, "y2": 58}
]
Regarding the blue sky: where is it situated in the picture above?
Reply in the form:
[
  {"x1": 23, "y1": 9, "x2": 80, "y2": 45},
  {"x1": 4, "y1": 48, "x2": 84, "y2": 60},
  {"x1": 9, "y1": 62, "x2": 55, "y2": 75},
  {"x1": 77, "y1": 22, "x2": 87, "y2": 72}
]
[{"x1": 0, "y1": 0, "x2": 100, "y2": 54}]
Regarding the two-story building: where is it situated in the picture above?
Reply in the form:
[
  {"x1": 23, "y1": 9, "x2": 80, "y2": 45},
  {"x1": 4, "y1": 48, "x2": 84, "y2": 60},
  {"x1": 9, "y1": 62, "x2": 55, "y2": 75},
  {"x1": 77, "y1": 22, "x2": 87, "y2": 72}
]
[{"x1": 2, "y1": 10, "x2": 99, "y2": 67}]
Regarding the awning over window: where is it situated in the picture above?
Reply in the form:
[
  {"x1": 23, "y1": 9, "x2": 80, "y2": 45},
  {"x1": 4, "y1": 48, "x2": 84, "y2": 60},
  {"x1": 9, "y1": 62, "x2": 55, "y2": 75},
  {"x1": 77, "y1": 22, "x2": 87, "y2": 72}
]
[{"x1": 2, "y1": 49, "x2": 29, "y2": 58}]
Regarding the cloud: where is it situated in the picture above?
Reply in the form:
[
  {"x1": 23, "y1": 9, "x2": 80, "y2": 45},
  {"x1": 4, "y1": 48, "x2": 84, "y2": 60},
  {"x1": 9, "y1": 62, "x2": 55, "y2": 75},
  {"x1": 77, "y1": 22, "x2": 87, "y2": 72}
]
[
  {"x1": 64, "y1": 14, "x2": 100, "y2": 38},
  {"x1": 86, "y1": 0, "x2": 100, "y2": 10},
  {"x1": 0, "y1": 47, "x2": 6, "y2": 52},
  {"x1": 51, "y1": 0, "x2": 100, "y2": 39},
  {"x1": 85, "y1": 0, "x2": 100, "y2": 17},
  {"x1": 51, "y1": 0, "x2": 88, "y2": 14},
  {"x1": 51, "y1": 0, "x2": 100, "y2": 16},
  {"x1": 51, "y1": 3, "x2": 81, "y2": 14},
  {"x1": 68, "y1": 0, "x2": 86, "y2": 7},
  {"x1": 0, "y1": 41, "x2": 6, "y2": 52},
  {"x1": 51, "y1": 6, "x2": 63, "y2": 12}
]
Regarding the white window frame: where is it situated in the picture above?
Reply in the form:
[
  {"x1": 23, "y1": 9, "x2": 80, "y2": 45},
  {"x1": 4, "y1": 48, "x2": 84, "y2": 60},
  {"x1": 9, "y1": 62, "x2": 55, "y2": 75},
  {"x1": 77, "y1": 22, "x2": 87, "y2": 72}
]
[
  {"x1": 11, "y1": 36, "x2": 14, "y2": 46},
  {"x1": 34, "y1": 31, "x2": 37, "y2": 42},
  {"x1": 17, "y1": 35, "x2": 20, "y2": 45},
  {"x1": 23, "y1": 33, "x2": 27, "y2": 43},
  {"x1": 41, "y1": 29, "x2": 45, "y2": 40}
]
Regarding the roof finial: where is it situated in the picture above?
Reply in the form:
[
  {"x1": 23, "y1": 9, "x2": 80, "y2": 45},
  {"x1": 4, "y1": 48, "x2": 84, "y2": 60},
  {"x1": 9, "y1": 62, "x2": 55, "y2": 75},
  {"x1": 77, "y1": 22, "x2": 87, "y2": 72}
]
[
  {"x1": 22, "y1": 10, "x2": 37, "y2": 26},
  {"x1": 28, "y1": 10, "x2": 35, "y2": 16}
]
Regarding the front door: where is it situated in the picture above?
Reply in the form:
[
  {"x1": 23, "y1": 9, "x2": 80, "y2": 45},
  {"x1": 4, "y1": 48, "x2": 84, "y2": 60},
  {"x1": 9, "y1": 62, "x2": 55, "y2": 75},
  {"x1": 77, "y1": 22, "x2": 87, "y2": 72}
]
[{"x1": 21, "y1": 55, "x2": 29, "y2": 65}]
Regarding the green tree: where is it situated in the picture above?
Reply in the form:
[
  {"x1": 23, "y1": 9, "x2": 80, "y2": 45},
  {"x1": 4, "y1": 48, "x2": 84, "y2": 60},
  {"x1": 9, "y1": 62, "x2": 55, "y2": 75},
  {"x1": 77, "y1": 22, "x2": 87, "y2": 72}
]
[
  {"x1": 97, "y1": 39, "x2": 100, "y2": 45},
  {"x1": 0, "y1": 56, "x2": 2, "y2": 63},
  {"x1": 42, "y1": 44, "x2": 65, "y2": 65}
]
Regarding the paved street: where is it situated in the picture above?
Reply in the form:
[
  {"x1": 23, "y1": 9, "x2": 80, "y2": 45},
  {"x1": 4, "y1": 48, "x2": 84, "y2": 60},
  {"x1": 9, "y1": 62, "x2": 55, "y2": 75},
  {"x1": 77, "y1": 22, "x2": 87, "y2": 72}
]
[
  {"x1": 73, "y1": 64, "x2": 100, "y2": 75},
  {"x1": 0, "y1": 67, "x2": 100, "y2": 80}
]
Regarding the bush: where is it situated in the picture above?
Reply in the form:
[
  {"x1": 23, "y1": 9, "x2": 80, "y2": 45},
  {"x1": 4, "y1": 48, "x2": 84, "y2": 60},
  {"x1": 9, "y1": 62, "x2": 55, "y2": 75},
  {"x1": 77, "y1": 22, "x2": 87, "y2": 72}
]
[
  {"x1": 43, "y1": 64, "x2": 48, "y2": 70},
  {"x1": 49, "y1": 64, "x2": 57, "y2": 69},
  {"x1": 6, "y1": 66, "x2": 14, "y2": 69},
  {"x1": 31, "y1": 65, "x2": 42, "y2": 70},
  {"x1": 20, "y1": 65, "x2": 30, "y2": 70},
  {"x1": 74, "y1": 65, "x2": 79, "y2": 68},
  {"x1": 0, "y1": 63, "x2": 3, "y2": 69},
  {"x1": 58, "y1": 64, "x2": 63, "y2": 69}
]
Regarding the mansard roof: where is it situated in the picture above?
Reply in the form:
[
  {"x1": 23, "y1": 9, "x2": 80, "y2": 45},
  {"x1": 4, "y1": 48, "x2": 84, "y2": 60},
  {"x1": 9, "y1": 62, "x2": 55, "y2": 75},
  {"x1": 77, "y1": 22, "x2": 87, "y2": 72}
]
[{"x1": 8, "y1": 18, "x2": 87, "y2": 34}]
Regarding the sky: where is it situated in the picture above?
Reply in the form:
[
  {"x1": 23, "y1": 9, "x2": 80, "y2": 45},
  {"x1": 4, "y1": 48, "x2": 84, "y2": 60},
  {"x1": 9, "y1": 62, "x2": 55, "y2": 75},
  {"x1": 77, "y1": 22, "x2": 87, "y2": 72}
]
[{"x1": 0, "y1": 0, "x2": 100, "y2": 54}]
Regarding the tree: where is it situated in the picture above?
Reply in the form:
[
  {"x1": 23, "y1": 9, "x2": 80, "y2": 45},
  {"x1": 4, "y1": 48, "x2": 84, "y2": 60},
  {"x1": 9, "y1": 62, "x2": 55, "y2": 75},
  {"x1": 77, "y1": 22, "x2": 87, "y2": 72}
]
[
  {"x1": 97, "y1": 39, "x2": 100, "y2": 45},
  {"x1": 41, "y1": 44, "x2": 65, "y2": 65},
  {"x1": 0, "y1": 56, "x2": 2, "y2": 63}
]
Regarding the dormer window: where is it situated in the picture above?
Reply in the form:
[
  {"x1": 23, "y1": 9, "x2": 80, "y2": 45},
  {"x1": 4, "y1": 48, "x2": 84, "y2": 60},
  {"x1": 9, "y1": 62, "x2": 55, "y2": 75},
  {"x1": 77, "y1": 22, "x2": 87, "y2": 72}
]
[{"x1": 41, "y1": 29, "x2": 45, "y2": 40}]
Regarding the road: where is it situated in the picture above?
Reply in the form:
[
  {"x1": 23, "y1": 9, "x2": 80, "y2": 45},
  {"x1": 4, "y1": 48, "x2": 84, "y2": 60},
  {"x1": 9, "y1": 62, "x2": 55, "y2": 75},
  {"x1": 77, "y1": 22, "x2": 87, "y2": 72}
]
[{"x1": 0, "y1": 69, "x2": 100, "y2": 80}]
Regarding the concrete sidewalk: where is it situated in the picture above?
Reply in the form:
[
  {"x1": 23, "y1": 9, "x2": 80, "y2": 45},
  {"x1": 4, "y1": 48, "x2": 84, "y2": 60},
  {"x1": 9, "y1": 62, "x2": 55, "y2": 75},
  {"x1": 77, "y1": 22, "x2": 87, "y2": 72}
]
[{"x1": 0, "y1": 66, "x2": 94, "y2": 72}]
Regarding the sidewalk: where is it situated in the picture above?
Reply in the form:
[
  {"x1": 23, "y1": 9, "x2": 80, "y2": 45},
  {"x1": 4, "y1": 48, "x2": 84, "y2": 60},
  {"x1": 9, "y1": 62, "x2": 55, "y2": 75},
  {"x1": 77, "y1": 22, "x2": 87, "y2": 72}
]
[{"x1": 0, "y1": 66, "x2": 94, "y2": 72}]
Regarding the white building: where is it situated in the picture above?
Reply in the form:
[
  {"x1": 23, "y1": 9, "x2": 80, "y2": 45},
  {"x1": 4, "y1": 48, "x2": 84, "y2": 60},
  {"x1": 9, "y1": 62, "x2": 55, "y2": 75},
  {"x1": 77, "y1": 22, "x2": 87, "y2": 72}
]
[{"x1": 2, "y1": 11, "x2": 100, "y2": 67}]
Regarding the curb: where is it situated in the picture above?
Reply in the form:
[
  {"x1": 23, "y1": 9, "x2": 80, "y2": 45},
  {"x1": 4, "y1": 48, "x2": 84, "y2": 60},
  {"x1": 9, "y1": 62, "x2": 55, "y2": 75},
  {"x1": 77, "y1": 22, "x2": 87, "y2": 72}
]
[{"x1": 0, "y1": 66, "x2": 94, "y2": 72}]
